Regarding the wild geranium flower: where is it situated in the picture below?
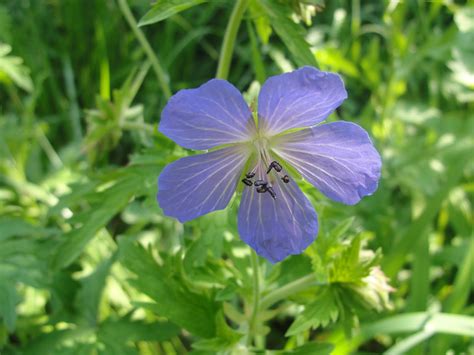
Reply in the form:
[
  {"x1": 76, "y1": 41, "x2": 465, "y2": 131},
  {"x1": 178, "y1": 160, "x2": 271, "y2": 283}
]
[{"x1": 158, "y1": 66, "x2": 381, "y2": 263}]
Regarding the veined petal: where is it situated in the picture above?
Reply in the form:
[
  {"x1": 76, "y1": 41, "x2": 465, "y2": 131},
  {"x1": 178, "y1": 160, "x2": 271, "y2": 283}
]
[
  {"x1": 158, "y1": 146, "x2": 250, "y2": 222},
  {"x1": 238, "y1": 175, "x2": 318, "y2": 263},
  {"x1": 273, "y1": 121, "x2": 382, "y2": 205},
  {"x1": 160, "y1": 79, "x2": 255, "y2": 150},
  {"x1": 257, "y1": 66, "x2": 347, "y2": 136}
]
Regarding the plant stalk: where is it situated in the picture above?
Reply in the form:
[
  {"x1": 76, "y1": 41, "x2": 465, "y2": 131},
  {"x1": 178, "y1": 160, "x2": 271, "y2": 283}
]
[
  {"x1": 216, "y1": 0, "x2": 248, "y2": 79},
  {"x1": 247, "y1": 250, "x2": 260, "y2": 347},
  {"x1": 259, "y1": 274, "x2": 322, "y2": 310},
  {"x1": 117, "y1": 0, "x2": 171, "y2": 98}
]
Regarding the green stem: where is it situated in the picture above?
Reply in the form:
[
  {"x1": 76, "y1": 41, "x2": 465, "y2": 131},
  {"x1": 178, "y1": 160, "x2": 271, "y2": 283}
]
[
  {"x1": 216, "y1": 0, "x2": 248, "y2": 79},
  {"x1": 37, "y1": 127, "x2": 63, "y2": 169},
  {"x1": 117, "y1": 0, "x2": 171, "y2": 99},
  {"x1": 259, "y1": 274, "x2": 322, "y2": 310},
  {"x1": 247, "y1": 250, "x2": 260, "y2": 347}
]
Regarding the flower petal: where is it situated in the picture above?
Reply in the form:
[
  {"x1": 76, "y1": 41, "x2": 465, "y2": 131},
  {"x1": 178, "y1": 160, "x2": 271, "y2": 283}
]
[
  {"x1": 160, "y1": 79, "x2": 255, "y2": 150},
  {"x1": 238, "y1": 176, "x2": 318, "y2": 263},
  {"x1": 257, "y1": 66, "x2": 347, "y2": 135},
  {"x1": 158, "y1": 146, "x2": 250, "y2": 222},
  {"x1": 273, "y1": 121, "x2": 382, "y2": 205}
]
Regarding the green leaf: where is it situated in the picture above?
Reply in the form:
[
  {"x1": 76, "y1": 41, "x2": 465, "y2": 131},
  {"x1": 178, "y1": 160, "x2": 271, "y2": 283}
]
[
  {"x1": 383, "y1": 150, "x2": 471, "y2": 277},
  {"x1": 0, "y1": 217, "x2": 46, "y2": 241},
  {"x1": 259, "y1": 0, "x2": 317, "y2": 67},
  {"x1": 249, "y1": 0, "x2": 272, "y2": 45},
  {"x1": 328, "y1": 217, "x2": 356, "y2": 242},
  {"x1": 118, "y1": 238, "x2": 220, "y2": 338},
  {"x1": 334, "y1": 312, "x2": 474, "y2": 354},
  {"x1": 98, "y1": 317, "x2": 180, "y2": 345},
  {"x1": 75, "y1": 254, "x2": 116, "y2": 325},
  {"x1": 138, "y1": 0, "x2": 207, "y2": 27},
  {"x1": 52, "y1": 166, "x2": 157, "y2": 269},
  {"x1": 384, "y1": 329, "x2": 434, "y2": 355},
  {"x1": 406, "y1": 230, "x2": 429, "y2": 312},
  {"x1": 330, "y1": 235, "x2": 369, "y2": 283},
  {"x1": 444, "y1": 237, "x2": 474, "y2": 313},
  {"x1": 192, "y1": 311, "x2": 242, "y2": 351},
  {"x1": 286, "y1": 342, "x2": 335, "y2": 355},
  {"x1": 286, "y1": 287, "x2": 338, "y2": 336},
  {"x1": 20, "y1": 328, "x2": 95, "y2": 355},
  {"x1": 315, "y1": 47, "x2": 359, "y2": 78},
  {"x1": 0, "y1": 280, "x2": 18, "y2": 331},
  {"x1": 0, "y1": 43, "x2": 33, "y2": 92},
  {"x1": 363, "y1": 313, "x2": 474, "y2": 338}
]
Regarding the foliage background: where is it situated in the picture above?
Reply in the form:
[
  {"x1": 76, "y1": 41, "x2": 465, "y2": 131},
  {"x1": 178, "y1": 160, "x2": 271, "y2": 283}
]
[{"x1": 0, "y1": 0, "x2": 473, "y2": 354}]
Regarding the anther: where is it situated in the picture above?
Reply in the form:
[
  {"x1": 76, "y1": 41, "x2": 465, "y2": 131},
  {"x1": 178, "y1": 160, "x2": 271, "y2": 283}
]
[
  {"x1": 246, "y1": 172, "x2": 255, "y2": 179},
  {"x1": 267, "y1": 186, "x2": 276, "y2": 199},
  {"x1": 256, "y1": 186, "x2": 268, "y2": 193},
  {"x1": 242, "y1": 178, "x2": 253, "y2": 186},
  {"x1": 266, "y1": 161, "x2": 283, "y2": 174},
  {"x1": 282, "y1": 175, "x2": 290, "y2": 183},
  {"x1": 254, "y1": 180, "x2": 267, "y2": 187}
]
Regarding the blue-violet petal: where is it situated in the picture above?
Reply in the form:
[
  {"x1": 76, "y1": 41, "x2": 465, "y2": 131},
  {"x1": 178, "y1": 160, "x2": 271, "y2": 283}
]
[
  {"x1": 238, "y1": 173, "x2": 318, "y2": 263},
  {"x1": 158, "y1": 146, "x2": 249, "y2": 222},
  {"x1": 258, "y1": 66, "x2": 347, "y2": 135},
  {"x1": 273, "y1": 121, "x2": 381, "y2": 205},
  {"x1": 160, "y1": 79, "x2": 255, "y2": 150}
]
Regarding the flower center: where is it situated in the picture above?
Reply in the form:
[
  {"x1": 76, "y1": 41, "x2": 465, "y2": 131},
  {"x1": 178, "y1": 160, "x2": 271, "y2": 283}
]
[{"x1": 241, "y1": 136, "x2": 290, "y2": 199}]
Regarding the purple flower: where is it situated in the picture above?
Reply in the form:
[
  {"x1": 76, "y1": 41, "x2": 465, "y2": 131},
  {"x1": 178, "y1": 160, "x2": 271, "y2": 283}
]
[{"x1": 158, "y1": 66, "x2": 381, "y2": 263}]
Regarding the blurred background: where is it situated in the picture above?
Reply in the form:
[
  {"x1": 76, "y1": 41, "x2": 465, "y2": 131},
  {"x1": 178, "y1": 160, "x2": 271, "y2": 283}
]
[{"x1": 0, "y1": 0, "x2": 472, "y2": 354}]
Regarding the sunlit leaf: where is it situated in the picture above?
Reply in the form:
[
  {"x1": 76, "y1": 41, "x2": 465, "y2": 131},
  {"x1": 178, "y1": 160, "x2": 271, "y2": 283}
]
[
  {"x1": 259, "y1": 0, "x2": 317, "y2": 67},
  {"x1": 138, "y1": 0, "x2": 207, "y2": 27},
  {"x1": 286, "y1": 287, "x2": 339, "y2": 336},
  {"x1": 118, "y1": 238, "x2": 220, "y2": 338}
]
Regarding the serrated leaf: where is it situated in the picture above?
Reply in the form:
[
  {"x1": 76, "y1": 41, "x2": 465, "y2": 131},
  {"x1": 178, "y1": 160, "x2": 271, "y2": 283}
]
[
  {"x1": 138, "y1": 0, "x2": 207, "y2": 27},
  {"x1": 75, "y1": 254, "x2": 116, "y2": 325},
  {"x1": 0, "y1": 43, "x2": 33, "y2": 92},
  {"x1": 286, "y1": 287, "x2": 339, "y2": 336},
  {"x1": 215, "y1": 284, "x2": 238, "y2": 301},
  {"x1": 52, "y1": 166, "x2": 157, "y2": 269},
  {"x1": 118, "y1": 238, "x2": 220, "y2": 338},
  {"x1": 20, "y1": 327, "x2": 95, "y2": 355},
  {"x1": 330, "y1": 235, "x2": 368, "y2": 283},
  {"x1": 259, "y1": 0, "x2": 317, "y2": 67},
  {"x1": 192, "y1": 311, "x2": 242, "y2": 351}
]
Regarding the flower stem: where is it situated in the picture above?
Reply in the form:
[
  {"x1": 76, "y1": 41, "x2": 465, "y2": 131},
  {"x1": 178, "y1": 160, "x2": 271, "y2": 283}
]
[
  {"x1": 216, "y1": 0, "x2": 248, "y2": 80},
  {"x1": 259, "y1": 274, "x2": 322, "y2": 310},
  {"x1": 117, "y1": 0, "x2": 171, "y2": 99},
  {"x1": 247, "y1": 250, "x2": 260, "y2": 347}
]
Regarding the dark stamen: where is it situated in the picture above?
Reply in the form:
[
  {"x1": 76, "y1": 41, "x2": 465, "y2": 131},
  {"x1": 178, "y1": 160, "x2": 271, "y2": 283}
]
[
  {"x1": 242, "y1": 178, "x2": 253, "y2": 186},
  {"x1": 267, "y1": 161, "x2": 283, "y2": 174},
  {"x1": 246, "y1": 172, "x2": 255, "y2": 178},
  {"x1": 267, "y1": 186, "x2": 276, "y2": 199},
  {"x1": 282, "y1": 175, "x2": 290, "y2": 183},
  {"x1": 272, "y1": 161, "x2": 282, "y2": 172},
  {"x1": 256, "y1": 186, "x2": 268, "y2": 193},
  {"x1": 254, "y1": 179, "x2": 267, "y2": 187}
]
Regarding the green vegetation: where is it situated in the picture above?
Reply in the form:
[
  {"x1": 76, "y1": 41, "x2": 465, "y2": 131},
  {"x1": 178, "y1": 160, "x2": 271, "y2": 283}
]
[{"x1": 0, "y1": 0, "x2": 472, "y2": 353}]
